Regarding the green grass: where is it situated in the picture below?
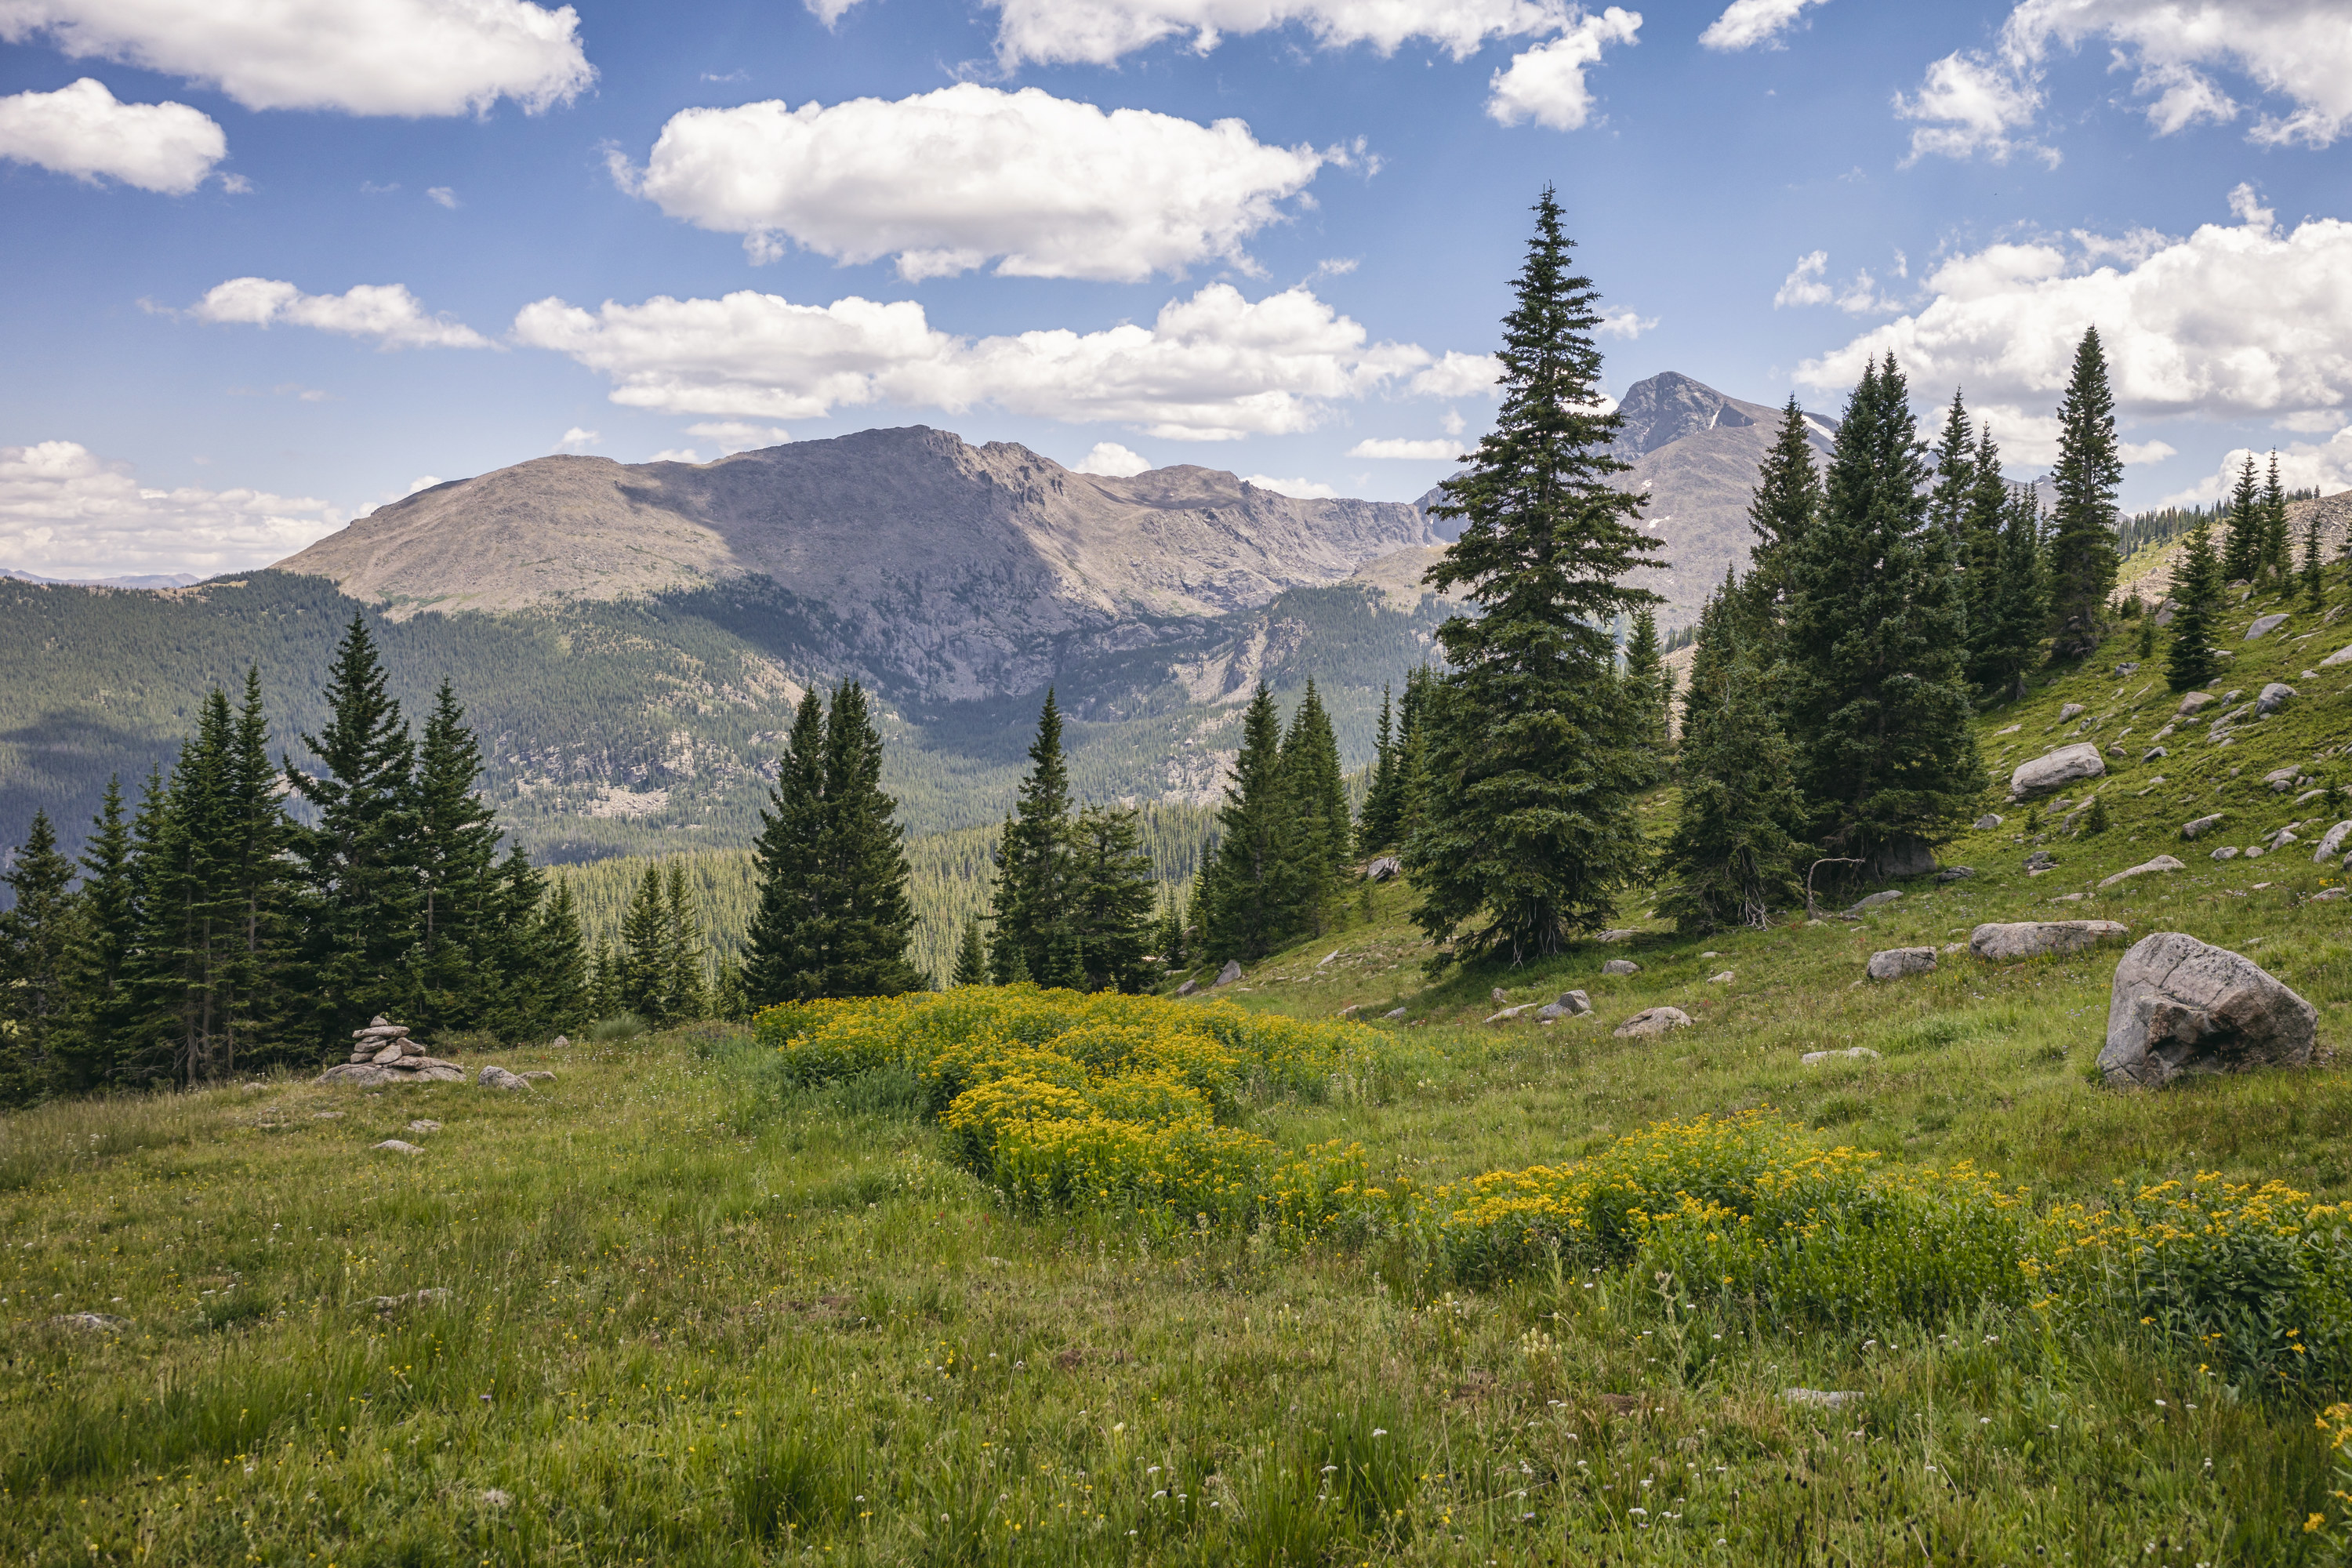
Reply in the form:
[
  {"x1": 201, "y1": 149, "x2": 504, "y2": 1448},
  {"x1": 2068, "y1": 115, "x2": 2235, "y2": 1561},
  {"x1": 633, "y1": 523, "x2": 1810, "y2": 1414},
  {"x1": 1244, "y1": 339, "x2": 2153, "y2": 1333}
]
[{"x1": 6, "y1": 575, "x2": 2352, "y2": 1565}]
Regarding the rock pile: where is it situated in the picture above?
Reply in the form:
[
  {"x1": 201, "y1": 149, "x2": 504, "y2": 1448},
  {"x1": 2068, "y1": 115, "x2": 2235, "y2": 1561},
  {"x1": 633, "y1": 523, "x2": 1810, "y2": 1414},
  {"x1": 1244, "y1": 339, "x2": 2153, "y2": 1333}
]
[{"x1": 315, "y1": 1016, "x2": 466, "y2": 1086}]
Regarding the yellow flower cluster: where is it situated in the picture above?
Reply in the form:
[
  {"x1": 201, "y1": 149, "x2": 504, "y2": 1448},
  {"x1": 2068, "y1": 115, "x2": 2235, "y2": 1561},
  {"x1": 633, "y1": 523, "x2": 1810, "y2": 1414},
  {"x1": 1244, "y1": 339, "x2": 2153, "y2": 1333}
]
[{"x1": 753, "y1": 986, "x2": 1383, "y2": 1231}]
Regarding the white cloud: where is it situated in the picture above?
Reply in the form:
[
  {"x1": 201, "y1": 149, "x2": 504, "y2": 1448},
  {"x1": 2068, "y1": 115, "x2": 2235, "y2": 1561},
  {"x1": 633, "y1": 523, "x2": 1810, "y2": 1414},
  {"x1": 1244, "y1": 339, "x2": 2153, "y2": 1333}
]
[
  {"x1": 1698, "y1": 0, "x2": 1827, "y2": 51},
  {"x1": 2004, "y1": 0, "x2": 2352, "y2": 147},
  {"x1": 1243, "y1": 474, "x2": 1339, "y2": 499},
  {"x1": 426, "y1": 185, "x2": 457, "y2": 208},
  {"x1": 1773, "y1": 250, "x2": 1831, "y2": 308},
  {"x1": 404, "y1": 474, "x2": 444, "y2": 494},
  {"x1": 1597, "y1": 305, "x2": 1657, "y2": 339},
  {"x1": 618, "y1": 85, "x2": 1323, "y2": 283},
  {"x1": 2226, "y1": 181, "x2": 2274, "y2": 232},
  {"x1": 191, "y1": 278, "x2": 492, "y2": 350},
  {"x1": 0, "y1": 77, "x2": 223, "y2": 192},
  {"x1": 1796, "y1": 195, "x2": 2352, "y2": 449},
  {"x1": 804, "y1": 0, "x2": 860, "y2": 24},
  {"x1": 2118, "y1": 437, "x2": 2176, "y2": 465},
  {"x1": 1349, "y1": 437, "x2": 1462, "y2": 459},
  {"x1": 2166, "y1": 430, "x2": 2352, "y2": 505},
  {"x1": 553, "y1": 426, "x2": 599, "y2": 452},
  {"x1": 1074, "y1": 441, "x2": 1152, "y2": 476},
  {"x1": 1409, "y1": 350, "x2": 1501, "y2": 398},
  {"x1": 0, "y1": 0, "x2": 594, "y2": 117},
  {"x1": 0, "y1": 439, "x2": 340, "y2": 578},
  {"x1": 514, "y1": 283, "x2": 1439, "y2": 442},
  {"x1": 645, "y1": 448, "x2": 704, "y2": 464},
  {"x1": 1893, "y1": 49, "x2": 2051, "y2": 166},
  {"x1": 988, "y1": 0, "x2": 1571, "y2": 67},
  {"x1": 686, "y1": 421, "x2": 789, "y2": 452},
  {"x1": 1486, "y1": 7, "x2": 1642, "y2": 131}
]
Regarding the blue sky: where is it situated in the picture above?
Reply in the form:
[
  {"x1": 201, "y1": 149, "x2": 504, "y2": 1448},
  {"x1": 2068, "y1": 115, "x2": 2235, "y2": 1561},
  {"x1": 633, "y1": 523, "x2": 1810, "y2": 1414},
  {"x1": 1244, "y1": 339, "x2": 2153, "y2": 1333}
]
[{"x1": 2, "y1": 0, "x2": 2349, "y2": 577}]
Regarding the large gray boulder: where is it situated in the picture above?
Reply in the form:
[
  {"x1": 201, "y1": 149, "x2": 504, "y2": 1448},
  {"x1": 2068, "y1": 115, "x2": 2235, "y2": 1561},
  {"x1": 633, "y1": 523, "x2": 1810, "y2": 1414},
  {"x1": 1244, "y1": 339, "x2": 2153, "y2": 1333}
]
[
  {"x1": 2254, "y1": 681, "x2": 2296, "y2": 716},
  {"x1": 2009, "y1": 742, "x2": 2105, "y2": 800},
  {"x1": 1601, "y1": 958, "x2": 1640, "y2": 976},
  {"x1": 2177, "y1": 691, "x2": 2216, "y2": 716},
  {"x1": 1537, "y1": 990, "x2": 1592, "y2": 1020},
  {"x1": 2320, "y1": 644, "x2": 2352, "y2": 668},
  {"x1": 2180, "y1": 813, "x2": 2226, "y2": 840},
  {"x1": 2245, "y1": 612, "x2": 2289, "y2": 640},
  {"x1": 1214, "y1": 960, "x2": 1243, "y2": 986},
  {"x1": 1969, "y1": 920, "x2": 2130, "y2": 962},
  {"x1": 1613, "y1": 1007, "x2": 1691, "y2": 1039},
  {"x1": 1364, "y1": 855, "x2": 1401, "y2": 883},
  {"x1": 2097, "y1": 855, "x2": 2185, "y2": 889},
  {"x1": 2315, "y1": 822, "x2": 2352, "y2": 862},
  {"x1": 477, "y1": 1065, "x2": 532, "y2": 1092},
  {"x1": 2100, "y1": 932, "x2": 2317, "y2": 1088},
  {"x1": 1867, "y1": 947, "x2": 1936, "y2": 981}
]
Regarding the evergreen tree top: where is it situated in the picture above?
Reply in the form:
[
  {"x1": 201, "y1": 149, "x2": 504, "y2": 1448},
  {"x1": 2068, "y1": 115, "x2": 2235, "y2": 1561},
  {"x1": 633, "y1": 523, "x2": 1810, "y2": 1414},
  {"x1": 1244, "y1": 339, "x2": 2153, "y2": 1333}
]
[{"x1": 2051, "y1": 327, "x2": 2122, "y2": 531}]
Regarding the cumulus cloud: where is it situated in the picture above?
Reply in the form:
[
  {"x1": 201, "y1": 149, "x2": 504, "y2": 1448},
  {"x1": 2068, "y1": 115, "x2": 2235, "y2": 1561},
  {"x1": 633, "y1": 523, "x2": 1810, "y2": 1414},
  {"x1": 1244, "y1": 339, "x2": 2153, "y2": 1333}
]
[
  {"x1": 1698, "y1": 0, "x2": 1827, "y2": 51},
  {"x1": 0, "y1": 0, "x2": 594, "y2": 117},
  {"x1": 426, "y1": 185, "x2": 458, "y2": 208},
  {"x1": 1893, "y1": 49, "x2": 2051, "y2": 165},
  {"x1": 2167, "y1": 430, "x2": 2352, "y2": 505},
  {"x1": 0, "y1": 439, "x2": 340, "y2": 579},
  {"x1": 1349, "y1": 437, "x2": 1461, "y2": 459},
  {"x1": 1242, "y1": 474, "x2": 1339, "y2": 499},
  {"x1": 553, "y1": 426, "x2": 599, "y2": 452},
  {"x1": 514, "y1": 283, "x2": 1440, "y2": 442},
  {"x1": 617, "y1": 85, "x2": 1323, "y2": 282},
  {"x1": 191, "y1": 278, "x2": 492, "y2": 350},
  {"x1": 1409, "y1": 351, "x2": 1502, "y2": 398},
  {"x1": 686, "y1": 421, "x2": 789, "y2": 452},
  {"x1": 2005, "y1": 0, "x2": 2352, "y2": 148},
  {"x1": 1773, "y1": 251, "x2": 1831, "y2": 308},
  {"x1": 0, "y1": 77, "x2": 224, "y2": 192},
  {"x1": 1796, "y1": 194, "x2": 2352, "y2": 456},
  {"x1": 1487, "y1": 7, "x2": 1642, "y2": 131},
  {"x1": 1596, "y1": 305, "x2": 1657, "y2": 339},
  {"x1": 1074, "y1": 441, "x2": 1152, "y2": 476},
  {"x1": 988, "y1": 0, "x2": 1570, "y2": 67}
]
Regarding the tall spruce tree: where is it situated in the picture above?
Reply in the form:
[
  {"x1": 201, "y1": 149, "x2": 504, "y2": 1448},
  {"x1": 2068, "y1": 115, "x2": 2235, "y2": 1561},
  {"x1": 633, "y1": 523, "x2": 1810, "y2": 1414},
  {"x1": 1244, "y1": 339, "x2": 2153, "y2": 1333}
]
[
  {"x1": 618, "y1": 864, "x2": 672, "y2": 1022},
  {"x1": 1356, "y1": 685, "x2": 1405, "y2": 852},
  {"x1": 141, "y1": 690, "x2": 247, "y2": 1084},
  {"x1": 2165, "y1": 523, "x2": 2223, "y2": 692},
  {"x1": 664, "y1": 862, "x2": 710, "y2": 1021},
  {"x1": 1744, "y1": 395, "x2": 1824, "y2": 622},
  {"x1": 0, "y1": 811, "x2": 81, "y2": 1102},
  {"x1": 534, "y1": 877, "x2": 590, "y2": 1036},
  {"x1": 989, "y1": 691, "x2": 1076, "y2": 984},
  {"x1": 1281, "y1": 679, "x2": 1352, "y2": 931},
  {"x1": 67, "y1": 777, "x2": 141, "y2": 1089},
  {"x1": 1069, "y1": 806, "x2": 1159, "y2": 992},
  {"x1": 1657, "y1": 593, "x2": 1807, "y2": 934},
  {"x1": 2045, "y1": 328, "x2": 2123, "y2": 656},
  {"x1": 223, "y1": 669, "x2": 289, "y2": 1062},
  {"x1": 1962, "y1": 423, "x2": 2013, "y2": 685},
  {"x1": 1926, "y1": 390, "x2": 1976, "y2": 546},
  {"x1": 285, "y1": 614, "x2": 416, "y2": 1053},
  {"x1": 952, "y1": 916, "x2": 989, "y2": 987},
  {"x1": 2303, "y1": 503, "x2": 2327, "y2": 612},
  {"x1": 1979, "y1": 483, "x2": 2048, "y2": 700},
  {"x1": 410, "y1": 681, "x2": 500, "y2": 1030},
  {"x1": 1622, "y1": 607, "x2": 1670, "y2": 759},
  {"x1": 812, "y1": 682, "x2": 924, "y2": 997},
  {"x1": 1780, "y1": 353, "x2": 1981, "y2": 871},
  {"x1": 1201, "y1": 683, "x2": 1310, "y2": 960},
  {"x1": 743, "y1": 688, "x2": 828, "y2": 1006},
  {"x1": 2222, "y1": 454, "x2": 2263, "y2": 583},
  {"x1": 1405, "y1": 188, "x2": 1662, "y2": 963},
  {"x1": 2261, "y1": 452, "x2": 2292, "y2": 581}
]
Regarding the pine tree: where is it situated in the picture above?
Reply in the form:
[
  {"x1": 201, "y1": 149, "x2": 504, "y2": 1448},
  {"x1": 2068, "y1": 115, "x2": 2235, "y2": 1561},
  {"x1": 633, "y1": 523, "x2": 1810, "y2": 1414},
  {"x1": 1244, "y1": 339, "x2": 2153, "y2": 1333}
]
[
  {"x1": 744, "y1": 688, "x2": 828, "y2": 1007},
  {"x1": 1393, "y1": 666, "x2": 1434, "y2": 843},
  {"x1": 1780, "y1": 354, "x2": 1982, "y2": 872},
  {"x1": 1927, "y1": 390, "x2": 1976, "y2": 546},
  {"x1": 813, "y1": 682, "x2": 924, "y2": 998},
  {"x1": 222, "y1": 669, "x2": 289, "y2": 1065},
  {"x1": 1201, "y1": 683, "x2": 1310, "y2": 960},
  {"x1": 2222, "y1": 454, "x2": 2263, "y2": 584},
  {"x1": 1657, "y1": 594, "x2": 1807, "y2": 934},
  {"x1": 410, "y1": 681, "x2": 500, "y2": 1030},
  {"x1": 2303, "y1": 503, "x2": 2327, "y2": 612},
  {"x1": 1405, "y1": 188, "x2": 1663, "y2": 963},
  {"x1": 1069, "y1": 806, "x2": 1159, "y2": 992},
  {"x1": 990, "y1": 691, "x2": 1075, "y2": 984},
  {"x1": 1979, "y1": 483, "x2": 2047, "y2": 699},
  {"x1": 285, "y1": 614, "x2": 416, "y2": 1054},
  {"x1": 2262, "y1": 452, "x2": 2292, "y2": 581},
  {"x1": 1962, "y1": 424, "x2": 2013, "y2": 685},
  {"x1": 619, "y1": 863, "x2": 671, "y2": 1022},
  {"x1": 534, "y1": 877, "x2": 590, "y2": 1035},
  {"x1": 664, "y1": 862, "x2": 709, "y2": 1021},
  {"x1": 1744, "y1": 395, "x2": 1824, "y2": 622},
  {"x1": 1280, "y1": 679, "x2": 1351, "y2": 932},
  {"x1": 1356, "y1": 685, "x2": 1405, "y2": 853},
  {"x1": 1622, "y1": 606, "x2": 1669, "y2": 757},
  {"x1": 66, "y1": 776, "x2": 141, "y2": 1089},
  {"x1": 2165, "y1": 523, "x2": 2223, "y2": 692},
  {"x1": 587, "y1": 940, "x2": 619, "y2": 1020},
  {"x1": 951, "y1": 916, "x2": 989, "y2": 987},
  {"x1": 140, "y1": 690, "x2": 245, "y2": 1085},
  {"x1": 711, "y1": 961, "x2": 750, "y2": 1021},
  {"x1": 0, "y1": 811, "x2": 81, "y2": 1102},
  {"x1": 2045, "y1": 328, "x2": 2123, "y2": 657}
]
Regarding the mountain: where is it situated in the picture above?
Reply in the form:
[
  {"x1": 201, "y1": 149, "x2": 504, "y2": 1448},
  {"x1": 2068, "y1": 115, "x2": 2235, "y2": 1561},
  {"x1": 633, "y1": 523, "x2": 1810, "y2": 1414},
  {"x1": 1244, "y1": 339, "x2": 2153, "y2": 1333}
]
[
  {"x1": 280, "y1": 426, "x2": 1436, "y2": 703},
  {"x1": 1416, "y1": 370, "x2": 1836, "y2": 633},
  {"x1": 1, "y1": 567, "x2": 201, "y2": 590}
]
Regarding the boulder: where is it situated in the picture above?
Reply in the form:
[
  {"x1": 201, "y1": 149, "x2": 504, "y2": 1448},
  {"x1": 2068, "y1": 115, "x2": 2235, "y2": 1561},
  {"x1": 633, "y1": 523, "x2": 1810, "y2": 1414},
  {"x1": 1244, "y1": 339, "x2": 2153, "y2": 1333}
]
[
  {"x1": 1492, "y1": 987, "x2": 1510, "y2": 1006},
  {"x1": 477, "y1": 1065, "x2": 532, "y2": 1092},
  {"x1": 1613, "y1": 1007, "x2": 1691, "y2": 1039},
  {"x1": 2264, "y1": 767, "x2": 2300, "y2": 790},
  {"x1": 1382, "y1": 1007, "x2": 1407, "y2": 1020},
  {"x1": 1214, "y1": 960, "x2": 1243, "y2": 986},
  {"x1": 2098, "y1": 855, "x2": 2186, "y2": 889},
  {"x1": 1601, "y1": 958, "x2": 1641, "y2": 976},
  {"x1": 2100, "y1": 932, "x2": 2318, "y2": 1087},
  {"x1": 1842, "y1": 889, "x2": 1904, "y2": 918},
  {"x1": 1867, "y1": 947, "x2": 1937, "y2": 981},
  {"x1": 407, "y1": 1120, "x2": 441, "y2": 1132},
  {"x1": 2177, "y1": 691, "x2": 2216, "y2": 716},
  {"x1": 2210, "y1": 846, "x2": 2241, "y2": 861},
  {"x1": 1973, "y1": 814, "x2": 2003, "y2": 831},
  {"x1": 2024, "y1": 850, "x2": 2059, "y2": 873},
  {"x1": 1537, "y1": 990, "x2": 1592, "y2": 1021},
  {"x1": 1364, "y1": 855, "x2": 1402, "y2": 883},
  {"x1": 1174, "y1": 979, "x2": 1198, "y2": 997},
  {"x1": 2058, "y1": 702, "x2": 2085, "y2": 721},
  {"x1": 2314, "y1": 822, "x2": 2352, "y2": 862},
  {"x1": 549, "y1": 1035, "x2": 570, "y2": 1048},
  {"x1": 1864, "y1": 834, "x2": 1936, "y2": 880},
  {"x1": 1969, "y1": 920, "x2": 2130, "y2": 962},
  {"x1": 1483, "y1": 1005, "x2": 1531, "y2": 1023},
  {"x1": 372, "y1": 1139, "x2": 423, "y2": 1156},
  {"x1": 2009, "y1": 742, "x2": 2105, "y2": 800},
  {"x1": 1800, "y1": 1047, "x2": 1881, "y2": 1066},
  {"x1": 1708, "y1": 970, "x2": 1736, "y2": 984},
  {"x1": 2114, "y1": 662, "x2": 2140, "y2": 677},
  {"x1": 2314, "y1": 888, "x2": 2347, "y2": 902},
  {"x1": 1935, "y1": 866, "x2": 1976, "y2": 883},
  {"x1": 317, "y1": 1063, "x2": 399, "y2": 1087},
  {"x1": 2180, "y1": 813, "x2": 2226, "y2": 840},
  {"x1": 2245, "y1": 612, "x2": 2289, "y2": 640},
  {"x1": 2255, "y1": 682, "x2": 2296, "y2": 716},
  {"x1": 1595, "y1": 929, "x2": 1639, "y2": 944},
  {"x1": 2319, "y1": 643, "x2": 2352, "y2": 668}
]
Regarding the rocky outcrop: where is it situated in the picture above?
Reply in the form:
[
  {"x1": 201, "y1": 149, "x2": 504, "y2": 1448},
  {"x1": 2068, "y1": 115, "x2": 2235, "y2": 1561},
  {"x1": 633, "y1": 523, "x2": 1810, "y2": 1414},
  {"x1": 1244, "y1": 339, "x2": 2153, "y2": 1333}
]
[
  {"x1": 2100, "y1": 932, "x2": 2317, "y2": 1087},
  {"x1": 1867, "y1": 947, "x2": 1936, "y2": 981},
  {"x1": 2009, "y1": 743, "x2": 2105, "y2": 800},
  {"x1": 1969, "y1": 920, "x2": 2130, "y2": 962},
  {"x1": 1613, "y1": 1007, "x2": 1692, "y2": 1038}
]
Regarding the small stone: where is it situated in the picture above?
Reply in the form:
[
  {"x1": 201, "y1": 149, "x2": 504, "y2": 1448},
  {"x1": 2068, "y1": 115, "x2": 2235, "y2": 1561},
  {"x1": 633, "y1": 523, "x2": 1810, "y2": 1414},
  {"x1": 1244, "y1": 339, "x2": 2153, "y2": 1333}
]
[
  {"x1": 47, "y1": 1312, "x2": 129, "y2": 1332},
  {"x1": 477, "y1": 1066, "x2": 532, "y2": 1092},
  {"x1": 373, "y1": 1139, "x2": 423, "y2": 1156},
  {"x1": 2024, "y1": 850, "x2": 2059, "y2": 873},
  {"x1": 2264, "y1": 767, "x2": 2301, "y2": 790},
  {"x1": 1595, "y1": 928, "x2": 1640, "y2": 944},
  {"x1": 1800, "y1": 1047, "x2": 1881, "y2": 1066},
  {"x1": 2180, "y1": 813, "x2": 2226, "y2": 840},
  {"x1": 2313, "y1": 888, "x2": 2347, "y2": 902},
  {"x1": 1383, "y1": 1007, "x2": 1407, "y2": 1020},
  {"x1": 1214, "y1": 960, "x2": 1243, "y2": 986},
  {"x1": 1708, "y1": 970, "x2": 1735, "y2": 984},
  {"x1": 2319, "y1": 643, "x2": 2352, "y2": 668},
  {"x1": 1483, "y1": 1005, "x2": 1531, "y2": 1023},
  {"x1": 1994, "y1": 723, "x2": 2021, "y2": 735},
  {"x1": 2142, "y1": 747, "x2": 2167, "y2": 762},
  {"x1": 407, "y1": 1120, "x2": 441, "y2": 1133},
  {"x1": 1973, "y1": 814, "x2": 2003, "y2": 831},
  {"x1": 1492, "y1": 987, "x2": 1510, "y2": 1006},
  {"x1": 1536, "y1": 990, "x2": 1592, "y2": 1021},
  {"x1": 482, "y1": 1489, "x2": 514, "y2": 1509},
  {"x1": 372, "y1": 1043, "x2": 405, "y2": 1065},
  {"x1": 2244, "y1": 612, "x2": 2289, "y2": 641},
  {"x1": 1866, "y1": 947, "x2": 1936, "y2": 981},
  {"x1": 521, "y1": 1069, "x2": 556, "y2": 1082},
  {"x1": 2100, "y1": 931, "x2": 2317, "y2": 1087},
  {"x1": 2098, "y1": 855, "x2": 2186, "y2": 889},
  {"x1": 1601, "y1": 958, "x2": 1641, "y2": 976},
  {"x1": 2312, "y1": 822, "x2": 2352, "y2": 862},
  {"x1": 1935, "y1": 866, "x2": 1976, "y2": 884},
  {"x1": 1783, "y1": 1388, "x2": 1864, "y2": 1409},
  {"x1": 2245, "y1": 845, "x2": 2265, "y2": 858},
  {"x1": 549, "y1": 1035, "x2": 570, "y2": 1048},
  {"x1": 1613, "y1": 1007, "x2": 1692, "y2": 1038},
  {"x1": 2177, "y1": 691, "x2": 2216, "y2": 716}
]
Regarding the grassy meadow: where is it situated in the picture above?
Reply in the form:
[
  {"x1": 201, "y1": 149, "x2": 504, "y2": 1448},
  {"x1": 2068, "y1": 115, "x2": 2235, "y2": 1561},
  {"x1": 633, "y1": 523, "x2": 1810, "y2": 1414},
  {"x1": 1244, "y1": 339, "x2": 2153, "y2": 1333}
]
[{"x1": 6, "y1": 575, "x2": 2352, "y2": 1566}]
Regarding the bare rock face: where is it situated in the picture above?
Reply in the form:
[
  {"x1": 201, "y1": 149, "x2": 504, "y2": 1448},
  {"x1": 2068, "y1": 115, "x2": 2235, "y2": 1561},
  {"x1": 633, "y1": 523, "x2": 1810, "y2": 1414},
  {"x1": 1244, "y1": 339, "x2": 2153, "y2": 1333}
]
[
  {"x1": 1969, "y1": 920, "x2": 2130, "y2": 962},
  {"x1": 1613, "y1": 1007, "x2": 1692, "y2": 1038},
  {"x1": 2009, "y1": 743, "x2": 2105, "y2": 800},
  {"x1": 1867, "y1": 947, "x2": 1937, "y2": 981},
  {"x1": 2100, "y1": 932, "x2": 2317, "y2": 1087},
  {"x1": 2098, "y1": 855, "x2": 2186, "y2": 889}
]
